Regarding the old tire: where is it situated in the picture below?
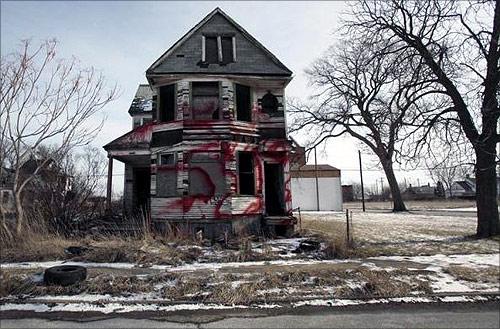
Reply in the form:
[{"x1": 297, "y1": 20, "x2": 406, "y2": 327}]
[{"x1": 44, "y1": 265, "x2": 87, "y2": 286}]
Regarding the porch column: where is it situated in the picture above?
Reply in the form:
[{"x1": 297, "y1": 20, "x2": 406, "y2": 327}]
[{"x1": 106, "y1": 155, "x2": 113, "y2": 212}]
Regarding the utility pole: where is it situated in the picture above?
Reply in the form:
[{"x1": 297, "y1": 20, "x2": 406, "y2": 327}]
[
  {"x1": 358, "y1": 150, "x2": 365, "y2": 212},
  {"x1": 314, "y1": 146, "x2": 320, "y2": 211}
]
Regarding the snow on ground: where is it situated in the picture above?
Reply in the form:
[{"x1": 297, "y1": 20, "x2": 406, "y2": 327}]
[
  {"x1": 370, "y1": 253, "x2": 499, "y2": 268},
  {"x1": 437, "y1": 207, "x2": 477, "y2": 211},
  {"x1": 301, "y1": 210, "x2": 500, "y2": 255},
  {"x1": 2, "y1": 295, "x2": 498, "y2": 314},
  {"x1": 0, "y1": 258, "x2": 360, "y2": 271}
]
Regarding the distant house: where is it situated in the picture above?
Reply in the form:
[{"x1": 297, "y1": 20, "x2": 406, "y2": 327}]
[
  {"x1": 449, "y1": 179, "x2": 475, "y2": 198},
  {"x1": 0, "y1": 167, "x2": 15, "y2": 219},
  {"x1": 290, "y1": 164, "x2": 343, "y2": 211},
  {"x1": 402, "y1": 183, "x2": 437, "y2": 200},
  {"x1": 0, "y1": 158, "x2": 72, "y2": 221},
  {"x1": 449, "y1": 176, "x2": 500, "y2": 198}
]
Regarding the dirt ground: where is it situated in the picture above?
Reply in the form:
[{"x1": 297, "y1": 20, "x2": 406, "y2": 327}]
[{"x1": 300, "y1": 210, "x2": 499, "y2": 256}]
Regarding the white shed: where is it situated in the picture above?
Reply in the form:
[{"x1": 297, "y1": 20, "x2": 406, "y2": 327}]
[{"x1": 290, "y1": 164, "x2": 343, "y2": 211}]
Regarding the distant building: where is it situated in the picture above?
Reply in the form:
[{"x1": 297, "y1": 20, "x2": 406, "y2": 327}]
[
  {"x1": 342, "y1": 185, "x2": 354, "y2": 202},
  {"x1": 449, "y1": 177, "x2": 476, "y2": 198},
  {"x1": 290, "y1": 164, "x2": 342, "y2": 211},
  {"x1": 402, "y1": 183, "x2": 437, "y2": 200}
]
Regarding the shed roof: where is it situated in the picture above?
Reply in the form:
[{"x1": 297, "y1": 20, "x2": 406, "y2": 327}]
[{"x1": 293, "y1": 164, "x2": 341, "y2": 172}]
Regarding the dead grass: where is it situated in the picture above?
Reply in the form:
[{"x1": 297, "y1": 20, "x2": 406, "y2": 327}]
[
  {"x1": 0, "y1": 225, "x2": 204, "y2": 265},
  {"x1": 343, "y1": 199, "x2": 477, "y2": 211},
  {"x1": 444, "y1": 265, "x2": 500, "y2": 284}
]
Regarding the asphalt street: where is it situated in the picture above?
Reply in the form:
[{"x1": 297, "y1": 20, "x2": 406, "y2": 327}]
[{"x1": 1, "y1": 302, "x2": 499, "y2": 328}]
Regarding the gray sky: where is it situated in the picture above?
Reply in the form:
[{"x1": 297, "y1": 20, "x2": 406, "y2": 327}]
[{"x1": 1, "y1": 1, "x2": 433, "y2": 195}]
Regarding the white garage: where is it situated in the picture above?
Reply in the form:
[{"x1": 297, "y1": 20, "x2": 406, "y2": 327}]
[{"x1": 290, "y1": 164, "x2": 343, "y2": 211}]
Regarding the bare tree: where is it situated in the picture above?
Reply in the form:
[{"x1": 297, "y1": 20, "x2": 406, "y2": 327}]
[
  {"x1": 350, "y1": 0, "x2": 499, "y2": 237},
  {"x1": 289, "y1": 39, "x2": 437, "y2": 211},
  {"x1": 30, "y1": 146, "x2": 107, "y2": 233},
  {"x1": 425, "y1": 139, "x2": 474, "y2": 198},
  {"x1": 0, "y1": 39, "x2": 117, "y2": 234}
]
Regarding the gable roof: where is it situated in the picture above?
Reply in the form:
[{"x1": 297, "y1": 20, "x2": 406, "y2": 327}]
[{"x1": 146, "y1": 8, "x2": 292, "y2": 77}]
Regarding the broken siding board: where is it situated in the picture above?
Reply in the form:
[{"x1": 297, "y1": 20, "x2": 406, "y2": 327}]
[{"x1": 177, "y1": 81, "x2": 190, "y2": 121}]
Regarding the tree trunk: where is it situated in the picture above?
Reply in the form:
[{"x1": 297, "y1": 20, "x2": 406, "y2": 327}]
[
  {"x1": 381, "y1": 159, "x2": 407, "y2": 212},
  {"x1": 475, "y1": 144, "x2": 499, "y2": 237},
  {"x1": 14, "y1": 191, "x2": 24, "y2": 235}
]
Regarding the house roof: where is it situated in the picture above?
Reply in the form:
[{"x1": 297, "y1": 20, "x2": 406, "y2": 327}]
[
  {"x1": 128, "y1": 84, "x2": 154, "y2": 116},
  {"x1": 293, "y1": 164, "x2": 341, "y2": 172},
  {"x1": 456, "y1": 181, "x2": 475, "y2": 192},
  {"x1": 290, "y1": 164, "x2": 340, "y2": 178},
  {"x1": 146, "y1": 8, "x2": 293, "y2": 77}
]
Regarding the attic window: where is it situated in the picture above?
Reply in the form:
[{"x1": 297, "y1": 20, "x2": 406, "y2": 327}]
[{"x1": 203, "y1": 35, "x2": 235, "y2": 65}]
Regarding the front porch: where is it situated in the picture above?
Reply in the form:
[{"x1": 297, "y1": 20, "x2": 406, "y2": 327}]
[{"x1": 105, "y1": 150, "x2": 151, "y2": 216}]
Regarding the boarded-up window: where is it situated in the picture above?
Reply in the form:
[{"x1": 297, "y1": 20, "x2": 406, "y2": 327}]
[
  {"x1": 238, "y1": 152, "x2": 255, "y2": 195},
  {"x1": 192, "y1": 82, "x2": 220, "y2": 120},
  {"x1": 159, "y1": 84, "x2": 175, "y2": 122},
  {"x1": 205, "y1": 36, "x2": 218, "y2": 64},
  {"x1": 236, "y1": 84, "x2": 251, "y2": 122},
  {"x1": 133, "y1": 117, "x2": 141, "y2": 128},
  {"x1": 189, "y1": 152, "x2": 225, "y2": 196},
  {"x1": 156, "y1": 152, "x2": 177, "y2": 197},
  {"x1": 221, "y1": 37, "x2": 234, "y2": 64}
]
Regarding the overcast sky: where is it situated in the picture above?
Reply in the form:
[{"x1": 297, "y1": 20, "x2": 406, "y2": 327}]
[{"x1": 1, "y1": 1, "x2": 433, "y2": 195}]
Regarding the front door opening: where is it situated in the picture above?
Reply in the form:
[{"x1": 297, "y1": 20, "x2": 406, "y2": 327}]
[
  {"x1": 133, "y1": 168, "x2": 151, "y2": 213},
  {"x1": 264, "y1": 163, "x2": 285, "y2": 215}
]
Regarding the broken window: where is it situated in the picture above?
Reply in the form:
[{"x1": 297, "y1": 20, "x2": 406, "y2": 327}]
[
  {"x1": 188, "y1": 152, "x2": 225, "y2": 196},
  {"x1": 221, "y1": 36, "x2": 234, "y2": 64},
  {"x1": 156, "y1": 153, "x2": 177, "y2": 197},
  {"x1": 192, "y1": 82, "x2": 220, "y2": 120},
  {"x1": 205, "y1": 36, "x2": 218, "y2": 64},
  {"x1": 261, "y1": 91, "x2": 279, "y2": 114},
  {"x1": 160, "y1": 153, "x2": 175, "y2": 165},
  {"x1": 133, "y1": 117, "x2": 152, "y2": 128},
  {"x1": 238, "y1": 152, "x2": 255, "y2": 195},
  {"x1": 236, "y1": 84, "x2": 251, "y2": 122},
  {"x1": 203, "y1": 35, "x2": 234, "y2": 64},
  {"x1": 159, "y1": 84, "x2": 175, "y2": 122}
]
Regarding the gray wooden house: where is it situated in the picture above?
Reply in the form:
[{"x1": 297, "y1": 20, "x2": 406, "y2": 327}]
[{"x1": 104, "y1": 8, "x2": 296, "y2": 238}]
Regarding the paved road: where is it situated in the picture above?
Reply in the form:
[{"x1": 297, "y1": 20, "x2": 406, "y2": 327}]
[{"x1": 1, "y1": 302, "x2": 499, "y2": 328}]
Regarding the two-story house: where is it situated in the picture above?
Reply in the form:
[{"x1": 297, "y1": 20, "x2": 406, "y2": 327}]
[{"x1": 104, "y1": 8, "x2": 295, "y2": 239}]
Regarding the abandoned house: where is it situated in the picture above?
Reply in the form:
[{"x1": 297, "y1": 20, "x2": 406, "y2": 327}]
[{"x1": 103, "y1": 8, "x2": 296, "y2": 238}]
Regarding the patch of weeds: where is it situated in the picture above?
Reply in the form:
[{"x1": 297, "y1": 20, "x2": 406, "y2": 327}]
[{"x1": 444, "y1": 265, "x2": 500, "y2": 284}]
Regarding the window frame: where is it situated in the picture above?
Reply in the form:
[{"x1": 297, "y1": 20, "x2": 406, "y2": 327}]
[
  {"x1": 191, "y1": 81, "x2": 221, "y2": 120},
  {"x1": 158, "y1": 84, "x2": 176, "y2": 123},
  {"x1": 159, "y1": 152, "x2": 176, "y2": 166},
  {"x1": 202, "y1": 34, "x2": 236, "y2": 65},
  {"x1": 237, "y1": 151, "x2": 255, "y2": 196},
  {"x1": 235, "y1": 83, "x2": 252, "y2": 122}
]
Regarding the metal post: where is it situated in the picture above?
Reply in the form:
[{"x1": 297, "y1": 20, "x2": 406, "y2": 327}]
[
  {"x1": 106, "y1": 156, "x2": 113, "y2": 213},
  {"x1": 358, "y1": 150, "x2": 366, "y2": 212},
  {"x1": 346, "y1": 208, "x2": 350, "y2": 245},
  {"x1": 314, "y1": 146, "x2": 320, "y2": 211}
]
